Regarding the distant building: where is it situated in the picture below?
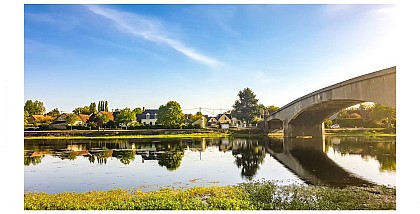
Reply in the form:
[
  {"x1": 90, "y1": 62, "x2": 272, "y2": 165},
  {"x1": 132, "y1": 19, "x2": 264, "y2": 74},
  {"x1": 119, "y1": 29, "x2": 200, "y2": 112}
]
[
  {"x1": 137, "y1": 109, "x2": 159, "y2": 126},
  {"x1": 206, "y1": 113, "x2": 240, "y2": 128},
  {"x1": 50, "y1": 113, "x2": 91, "y2": 129},
  {"x1": 27, "y1": 115, "x2": 54, "y2": 124},
  {"x1": 191, "y1": 116, "x2": 207, "y2": 128}
]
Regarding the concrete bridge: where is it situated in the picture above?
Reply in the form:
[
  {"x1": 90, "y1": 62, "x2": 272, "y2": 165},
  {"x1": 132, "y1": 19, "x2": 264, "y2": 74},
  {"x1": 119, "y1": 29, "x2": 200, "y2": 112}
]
[
  {"x1": 265, "y1": 137, "x2": 373, "y2": 187},
  {"x1": 267, "y1": 66, "x2": 396, "y2": 138}
]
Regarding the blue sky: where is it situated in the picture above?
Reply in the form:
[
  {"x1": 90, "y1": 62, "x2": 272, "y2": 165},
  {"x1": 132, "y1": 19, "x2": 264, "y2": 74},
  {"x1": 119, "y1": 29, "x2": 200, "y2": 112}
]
[{"x1": 24, "y1": 4, "x2": 396, "y2": 115}]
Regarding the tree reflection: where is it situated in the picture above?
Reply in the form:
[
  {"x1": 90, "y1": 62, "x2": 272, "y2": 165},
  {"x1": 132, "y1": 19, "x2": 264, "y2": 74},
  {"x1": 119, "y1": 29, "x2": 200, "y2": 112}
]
[
  {"x1": 232, "y1": 140, "x2": 266, "y2": 180},
  {"x1": 112, "y1": 150, "x2": 135, "y2": 165},
  {"x1": 327, "y1": 138, "x2": 396, "y2": 172},
  {"x1": 157, "y1": 151, "x2": 184, "y2": 171},
  {"x1": 59, "y1": 150, "x2": 78, "y2": 160},
  {"x1": 89, "y1": 150, "x2": 112, "y2": 165},
  {"x1": 24, "y1": 156, "x2": 43, "y2": 166}
]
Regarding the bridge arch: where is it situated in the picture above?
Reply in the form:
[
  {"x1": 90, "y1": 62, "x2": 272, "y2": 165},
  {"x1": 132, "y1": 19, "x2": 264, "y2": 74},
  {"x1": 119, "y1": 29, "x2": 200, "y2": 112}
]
[{"x1": 267, "y1": 66, "x2": 396, "y2": 138}]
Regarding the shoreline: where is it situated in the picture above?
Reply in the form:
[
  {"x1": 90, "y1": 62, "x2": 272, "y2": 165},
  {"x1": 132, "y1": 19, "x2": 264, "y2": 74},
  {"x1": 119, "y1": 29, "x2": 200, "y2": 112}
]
[{"x1": 24, "y1": 128, "x2": 395, "y2": 140}]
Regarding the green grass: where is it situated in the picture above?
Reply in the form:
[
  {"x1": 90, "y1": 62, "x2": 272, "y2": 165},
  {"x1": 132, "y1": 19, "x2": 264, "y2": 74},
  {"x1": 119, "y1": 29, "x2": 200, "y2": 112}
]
[
  {"x1": 24, "y1": 181, "x2": 395, "y2": 210},
  {"x1": 24, "y1": 128, "x2": 395, "y2": 140},
  {"x1": 24, "y1": 133, "x2": 230, "y2": 140}
]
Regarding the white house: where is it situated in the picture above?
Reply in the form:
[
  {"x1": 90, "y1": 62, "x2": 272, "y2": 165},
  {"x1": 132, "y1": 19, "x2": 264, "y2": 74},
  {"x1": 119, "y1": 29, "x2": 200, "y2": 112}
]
[{"x1": 137, "y1": 109, "x2": 159, "y2": 126}]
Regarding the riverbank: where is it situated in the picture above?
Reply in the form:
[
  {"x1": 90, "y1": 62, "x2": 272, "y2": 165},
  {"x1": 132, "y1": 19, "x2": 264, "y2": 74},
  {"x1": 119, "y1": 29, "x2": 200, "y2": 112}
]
[
  {"x1": 24, "y1": 181, "x2": 395, "y2": 210},
  {"x1": 24, "y1": 128, "x2": 395, "y2": 140}
]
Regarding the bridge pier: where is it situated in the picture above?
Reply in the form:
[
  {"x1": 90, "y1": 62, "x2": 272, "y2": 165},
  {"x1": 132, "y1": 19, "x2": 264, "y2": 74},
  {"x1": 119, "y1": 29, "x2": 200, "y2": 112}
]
[{"x1": 283, "y1": 121, "x2": 325, "y2": 138}]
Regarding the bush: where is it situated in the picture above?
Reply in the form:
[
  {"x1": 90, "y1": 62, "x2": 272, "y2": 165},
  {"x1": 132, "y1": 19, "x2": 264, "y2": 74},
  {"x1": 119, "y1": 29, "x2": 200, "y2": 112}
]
[{"x1": 335, "y1": 118, "x2": 381, "y2": 128}]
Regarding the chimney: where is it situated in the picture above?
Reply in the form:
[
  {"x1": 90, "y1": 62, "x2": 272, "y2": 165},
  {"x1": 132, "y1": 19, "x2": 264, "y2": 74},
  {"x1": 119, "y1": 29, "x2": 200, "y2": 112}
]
[{"x1": 143, "y1": 106, "x2": 145, "y2": 112}]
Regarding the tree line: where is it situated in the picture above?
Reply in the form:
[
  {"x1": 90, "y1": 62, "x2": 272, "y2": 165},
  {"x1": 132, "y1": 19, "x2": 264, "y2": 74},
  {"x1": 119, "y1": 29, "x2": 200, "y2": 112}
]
[{"x1": 24, "y1": 87, "x2": 396, "y2": 130}]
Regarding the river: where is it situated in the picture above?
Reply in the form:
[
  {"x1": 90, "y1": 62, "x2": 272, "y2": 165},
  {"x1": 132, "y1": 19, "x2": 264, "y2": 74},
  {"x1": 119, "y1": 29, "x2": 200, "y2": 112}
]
[{"x1": 24, "y1": 136, "x2": 395, "y2": 193}]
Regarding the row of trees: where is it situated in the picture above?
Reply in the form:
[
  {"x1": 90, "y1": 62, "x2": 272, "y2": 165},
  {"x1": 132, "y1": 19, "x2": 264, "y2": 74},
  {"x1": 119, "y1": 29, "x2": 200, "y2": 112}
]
[
  {"x1": 23, "y1": 89, "x2": 275, "y2": 129},
  {"x1": 331, "y1": 102, "x2": 396, "y2": 128}
]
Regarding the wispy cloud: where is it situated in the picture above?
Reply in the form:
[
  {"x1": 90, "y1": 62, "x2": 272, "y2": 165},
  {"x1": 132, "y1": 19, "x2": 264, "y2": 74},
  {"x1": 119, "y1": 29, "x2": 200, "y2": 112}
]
[
  {"x1": 255, "y1": 71, "x2": 275, "y2": 84},
  {"x1": 86, "y1": 5, "x2": 223, "y2": 67}
]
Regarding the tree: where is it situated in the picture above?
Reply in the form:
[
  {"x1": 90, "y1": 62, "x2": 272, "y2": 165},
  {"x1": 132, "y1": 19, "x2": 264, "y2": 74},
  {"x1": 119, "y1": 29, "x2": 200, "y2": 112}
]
[
  {"x1": 89, "y1": 102, "x2": 97, "y2": 114},
  {"x1": 24, "y1": 110, "x2": 29, "y2": 126},
  {"x1": 98, "y1": 100, "x2": 109, "y2": 112},
  {"x1": 116, "y1": 108, "x2": 135, "y2": 129},
  {"x1": 96, "y1": 113, "x2": 110, "y2": 128},
  {"x1": 190, "y1": 112, "x2": 203, "y2": 123},
  {"x1": 324, "y1": 119, "x2": 333, "y2": 128},
  {"x1": 267, "y1": 105, "x2": 280, "y2": 112},
  {"x1": 156, "y1": 101, "x2": 185, "y2": 129},
  {"x1": 337, "y1": 109, "x2": 348, "y2": 119},
  {"x1": 24, "y1": 100, "x2": 46, "y2": 115},
  {"x1": 133, "y1": 107, "x2": 143, "y2": 115},
  {"x1": 369, "y1": 104, "x2": 396, "y2": 128},
  {"x1": 46, "y1": 108, "x2": 61, "y2": 119},
  {"x1": 73, "y1": 106, "x2": 90, "y2": 115},
  {"x1": 65, "y1": 114, "x2": 79, "y2": 131},
  {"x1": 232, "y1": 88, "x2": 261, "y2": 124},
  {"x1": 359, "y1": 102, "x2": 373, "y2": 110}
]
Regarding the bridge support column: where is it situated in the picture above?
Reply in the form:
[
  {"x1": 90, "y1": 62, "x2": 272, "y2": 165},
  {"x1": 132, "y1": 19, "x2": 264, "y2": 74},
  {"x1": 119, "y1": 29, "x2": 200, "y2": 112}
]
[{"x1": 283, "y1": 121, "x2": 325, "y2": 138}]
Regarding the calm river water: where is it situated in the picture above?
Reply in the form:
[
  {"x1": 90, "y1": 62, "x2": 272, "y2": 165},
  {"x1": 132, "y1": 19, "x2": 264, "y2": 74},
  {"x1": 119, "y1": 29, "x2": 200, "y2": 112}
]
[{"x1": 24, "y1": 136, "x2": 395, "y2": 193}]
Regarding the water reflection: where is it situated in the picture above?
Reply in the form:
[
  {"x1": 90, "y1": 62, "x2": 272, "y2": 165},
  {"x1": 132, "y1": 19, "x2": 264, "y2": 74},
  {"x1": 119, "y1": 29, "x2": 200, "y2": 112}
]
[
  {"x1": 232, "y1": 139, "x2": 266, "y2": 180},
  {"x1": 326, "y1": 137, "x2": 396, "y2": 172},
  {"x1": 24, "y1": 136, "x2": 395, "y2": 191}
]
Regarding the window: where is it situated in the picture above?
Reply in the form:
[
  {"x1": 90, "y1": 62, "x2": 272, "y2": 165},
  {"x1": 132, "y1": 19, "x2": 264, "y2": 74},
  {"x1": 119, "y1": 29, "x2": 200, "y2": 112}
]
[{"x1": 146, "y1": 113, "x2": 150, "y2": 120}]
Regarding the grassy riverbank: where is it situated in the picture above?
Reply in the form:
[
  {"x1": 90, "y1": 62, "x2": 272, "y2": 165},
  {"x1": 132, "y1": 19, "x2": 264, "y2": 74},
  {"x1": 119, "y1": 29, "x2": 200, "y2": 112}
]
[
  {"x1": 24, "y1": 127, "x2": 396, "y2": 140},
  {"x1": 24, "y1": 181, "x2": 395, "y2": 210},
  {"x1": 24, "y1": 133, "x2": 231, "y2": 140},
  {"x1": 325, "y1": 128, "x2": 396, "y2": 137}
]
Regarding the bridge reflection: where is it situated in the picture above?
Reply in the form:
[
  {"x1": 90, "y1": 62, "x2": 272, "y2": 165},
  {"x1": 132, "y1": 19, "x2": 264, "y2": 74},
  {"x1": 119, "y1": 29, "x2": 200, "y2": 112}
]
[{"x1": 265, "y1": 137, "x2": 374, "y2": 187}]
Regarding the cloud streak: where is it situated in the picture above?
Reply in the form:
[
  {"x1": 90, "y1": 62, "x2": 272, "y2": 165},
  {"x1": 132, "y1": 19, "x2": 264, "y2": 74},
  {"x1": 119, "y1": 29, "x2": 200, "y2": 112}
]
[{"x1": 86, "y1": 5, "x2": 222, "y2": 67}]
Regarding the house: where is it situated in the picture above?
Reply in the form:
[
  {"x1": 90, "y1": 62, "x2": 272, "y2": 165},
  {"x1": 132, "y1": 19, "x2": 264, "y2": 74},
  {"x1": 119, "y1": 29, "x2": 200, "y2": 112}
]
[
  {"x1": 191, "y1": 116, "x2": 207, "y2": 128},
  {"x1": 206, "y1": 113, "x2": 240, "y2": 129},
  {"x1": 207, "y1": 116, "x2": 219, "y2": 128},
  {"x1": 137, "y1": 109, "x2": 159, "y2": 126},
  {"x1": 89, "y1": 111, "x2": 114, "y2": 125},
  {"x1": 50, "y1": 113, "x2": 91, "y2": 129},
  {"x1": 27, "y1": 115, "x2": 54, "y2": 124}
]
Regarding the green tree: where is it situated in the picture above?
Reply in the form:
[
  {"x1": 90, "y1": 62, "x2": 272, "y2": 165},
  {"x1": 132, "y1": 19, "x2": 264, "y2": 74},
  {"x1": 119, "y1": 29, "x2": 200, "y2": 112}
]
[
  {"x1": 65, "y1": 114, "x2": 79, "y2": 130},
  {"x1": 133, "y1": 107, "x2": 143, "y2": 115},
  {"x1": 190, "y1": 112, "x2": 203, "y2": 123},
  {"x1": 24, "y1": 100, "x2": 46, "y2": 115},
  {"x1": 267, "y1": 105, "x2": 280, "y2": 112},
  {"x1": 89, "y1": 102, "x2": 97, "y2": 114},
  {"x1": 96, "y1": 113, "x2": 110, "y2": 128},
  {"x1": 232, "y1": 88, "x2": 261, "y2": 124},
  {"x1": 369, "y1": 103, "x2": 396, "y2": 128},
  {"x1": 116, "y1": 108, "x2": 135, "y2": 129},
  {"x1": 73, "y1": 106, "x2": 90, "y2": 115},
  {"x1": 157, "y1": 101, "x2": 185, "y2": 129},
  {"x1": 359, "y1": 102, "x2": 373, "y2": 110},
  {"x1": 324, "y1": 119, "x2": 333, "y2": 128},
  {"x1": 337, "y1": 109, "x2": 348, "y2": 119},
  {"x1": 98, "y1": 100, "x2": 109, "y2": 112},
  {"x1": 46, "y1": 108, "x2": 61, "y2": 119},
  {"x1": 24, "y1": 110, "x2": 29, "y2": 126}
]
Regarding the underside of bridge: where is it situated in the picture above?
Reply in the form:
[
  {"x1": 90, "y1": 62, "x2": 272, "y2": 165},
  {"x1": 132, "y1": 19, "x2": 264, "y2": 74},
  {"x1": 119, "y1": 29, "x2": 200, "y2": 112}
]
[{"x1": 284, "y1": 100, "x2": 363, "y2": 138}]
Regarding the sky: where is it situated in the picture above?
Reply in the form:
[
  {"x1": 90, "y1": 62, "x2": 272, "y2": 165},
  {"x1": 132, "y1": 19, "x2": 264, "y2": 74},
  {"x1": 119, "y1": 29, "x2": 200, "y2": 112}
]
[{"x1": 24, "y1": 4, "x2": 397, "y2": 115}]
